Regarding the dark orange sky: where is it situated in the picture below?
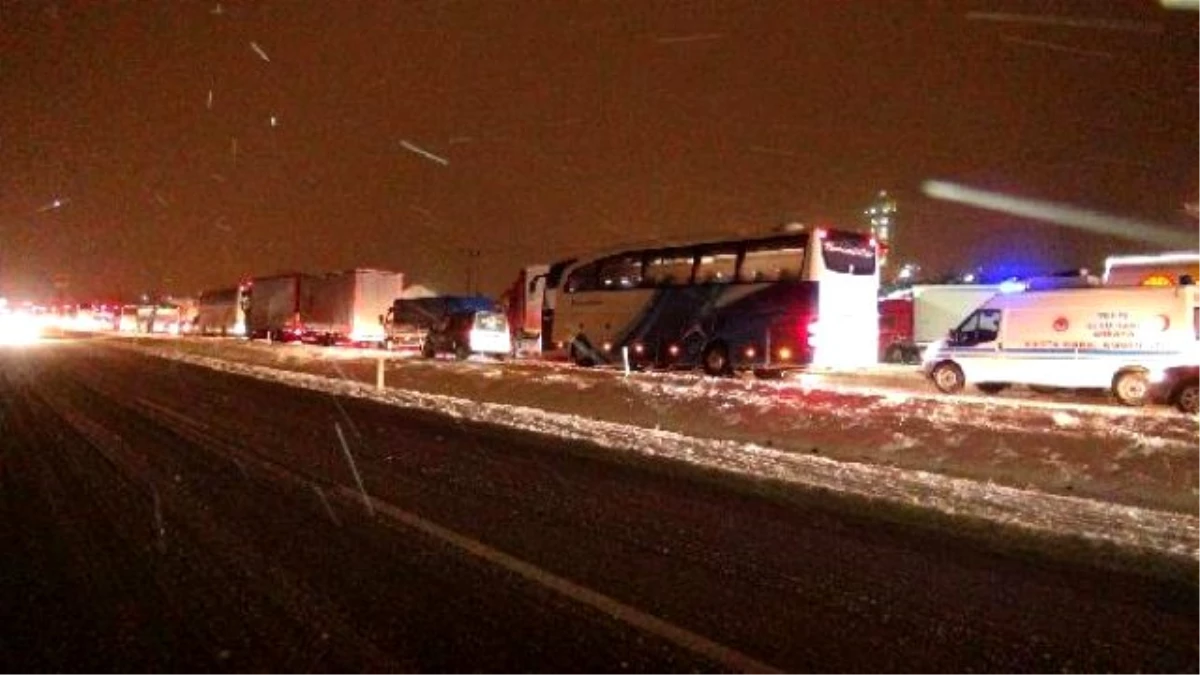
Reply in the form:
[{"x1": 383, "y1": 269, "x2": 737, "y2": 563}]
[{"x1": 1, "y1": 0, "x2": 1196, "y2": 300}]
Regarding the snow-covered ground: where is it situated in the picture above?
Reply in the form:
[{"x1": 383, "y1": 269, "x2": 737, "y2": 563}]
[{"x1": 111, "y1": 335, "x2": 1198, "y2": 560}]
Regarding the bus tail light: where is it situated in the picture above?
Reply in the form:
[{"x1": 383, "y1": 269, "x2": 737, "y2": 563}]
[
  {"x1": 744, "y1": 346, "x2": 756, "y2": 359},
  {"x1": 778, "y1": 346, "x2": 792, "y2": 361}
]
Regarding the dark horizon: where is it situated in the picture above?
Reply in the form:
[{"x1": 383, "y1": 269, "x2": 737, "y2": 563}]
[{"x1": 1, "y1": 1, "x2": 1196, "y2": 302}]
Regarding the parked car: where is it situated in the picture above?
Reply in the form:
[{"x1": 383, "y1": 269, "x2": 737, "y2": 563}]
[
  {"x1": 421, "y1": 310, "x2": 512, "y2": 360},
  {"x1": 1159, "y1": 365, "x2": 1199, "y2": 414}
]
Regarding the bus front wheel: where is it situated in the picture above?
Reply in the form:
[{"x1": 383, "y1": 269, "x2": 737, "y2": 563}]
[
  {"x1": 930, "y1": 362, "x2": 964, "y2": 394},
  {"x1": 1112, "y1": 370, "x2": 1149, "y2": 407},
  {"x1": 701, "y1": 342, "x2": 732, "y2": 377},
  {"x1": 570, "y1": 338, "x2": 597, "y2": 367}
]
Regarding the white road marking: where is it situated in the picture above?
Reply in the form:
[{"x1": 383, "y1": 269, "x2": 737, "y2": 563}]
[
  {"x1": 129, "y1": 390, "x2": 780, "y2": 671},
  {"x1": 332, "y1": 485, "x2": 781, "y2": 674}
]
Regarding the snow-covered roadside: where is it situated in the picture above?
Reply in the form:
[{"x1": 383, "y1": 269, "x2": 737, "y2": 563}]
[
  {"x1": 128, "y1": 342, "x2": 1199, "y2": 560},
  {"x1": 129, "y1": 336, "x2": 1198, "y2": 515}
]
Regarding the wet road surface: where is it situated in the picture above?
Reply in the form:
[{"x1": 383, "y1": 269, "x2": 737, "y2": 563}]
[{"x1": 0, "y1": 342, "x2": 1195, "y2": 672}]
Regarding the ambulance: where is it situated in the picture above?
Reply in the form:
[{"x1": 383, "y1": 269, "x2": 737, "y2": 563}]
[{"x1": 922, "y1": 284, "x2": 1199, "y2": 406}]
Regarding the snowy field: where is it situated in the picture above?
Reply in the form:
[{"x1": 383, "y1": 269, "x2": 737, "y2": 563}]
[{"x1": 108, "y1": 335, "x2": 1198, "y2": 560}]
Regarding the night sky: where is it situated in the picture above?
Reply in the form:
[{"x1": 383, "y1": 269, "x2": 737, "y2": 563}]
[{"x1": 1, "y1": 1, "x2": 1196, "y2": 301}]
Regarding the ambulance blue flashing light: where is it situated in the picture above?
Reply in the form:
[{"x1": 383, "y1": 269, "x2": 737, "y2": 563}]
[{"x1": 999, "y1": 279, "x2": 1027, "y2": 294}]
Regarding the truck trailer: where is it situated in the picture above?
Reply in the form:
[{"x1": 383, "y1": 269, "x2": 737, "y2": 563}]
[
  {"x1": 245, "y1": 273, "x2": 313, "y2": 341},
  {"x1": 193, "y1": 284, "x2": 249, "y2": 336},
  {"x1": 305, "y1": 268, "x2": 404, "y2": 345},
  {"x1": 878, "y1": 284, "x2": 1002, "y2": 363}
]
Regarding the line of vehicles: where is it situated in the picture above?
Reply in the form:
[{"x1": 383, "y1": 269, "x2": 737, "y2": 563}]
[
  {"x1": 190, "y1": 224, "x2": 884, "y2": 371},
  {"x1": 35, "y1": 223, "x2": 1195, "y2": 413}
]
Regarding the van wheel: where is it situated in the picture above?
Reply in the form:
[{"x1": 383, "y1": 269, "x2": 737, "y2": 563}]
[
  {"x1": 701, "y1": 342, "x2": 732, "y2": 377},
  {"x1": 976, "y1": 382, "x2": 1009, "y2": 394},
  {"x1": 930, "y1": 362, "x2": 964, "y2": 394},
  {"x1": 454, "y1": 342, "x2": 471, "y2": 360},
  {"x1": 883, "y1": 344, "x2": 905, "y2": 364},
  {"x1": 1112, "y1": 370, "x2": 1149, "y2": 407},
  {"x1": 1174, "y1": 381, "x2": 1198, "y2": 414}
]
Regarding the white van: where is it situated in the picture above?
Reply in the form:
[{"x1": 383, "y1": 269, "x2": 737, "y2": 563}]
[{"x1": 922, "y1": 285, "x2": 1199, "y2": 406}]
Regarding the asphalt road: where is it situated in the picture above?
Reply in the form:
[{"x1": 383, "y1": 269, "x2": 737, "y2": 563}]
[{"x1": 0, "y1": 340, "x2": 1195, "y2": 673}]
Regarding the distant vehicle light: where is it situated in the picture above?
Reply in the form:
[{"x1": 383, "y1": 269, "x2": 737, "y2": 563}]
[
  {"x1": 633, "y1": 343, "x2": 644, "y2": 354},
  {"x1": 778, "y1": 347, "x2": 793, "y2": 361},
  {"x1": 744, "y1": 346, "x2": 756, "y2": 358},
  {"x1": 668, "y1": 344, "x2": 680, "y2": 356},
  {"x1": 998, "y1": 280, "x2": 1027, "y2": 294},
  {"x1": 0, "y1": 312, "x2": 43, "y2": 346},
  {"x1": 602, "y1": 341, "x2": 612, "y2": 352}
]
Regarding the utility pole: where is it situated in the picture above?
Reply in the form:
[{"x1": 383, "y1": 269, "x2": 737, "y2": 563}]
[{"x1": 462, "y1": 248, "x2": 481, "y2": 294}]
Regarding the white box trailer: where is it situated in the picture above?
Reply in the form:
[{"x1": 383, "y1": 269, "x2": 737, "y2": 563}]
[
  {"x1": 923, "y1": 285, "x2": 1199, "y2": 405},
  {"x1": 305, "y1": 268, "x2": 404, "y2": 345},
  {"x1": 246, "y1": 273, "x2": 313, "y2": 340},
  {"x1": 879, "y1": 284, "x2": 1002, "y2": 362},
  {"x1": 911, "y1": 285, "x2": 1003, "y2": 346},
  {"x1": 194, "y1": 285, "x2": 249, "y2": 336}
]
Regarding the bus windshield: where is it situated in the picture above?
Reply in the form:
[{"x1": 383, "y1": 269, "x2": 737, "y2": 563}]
[{"x1": 820, "y1": 230, "x2": 877, "y2": 275}]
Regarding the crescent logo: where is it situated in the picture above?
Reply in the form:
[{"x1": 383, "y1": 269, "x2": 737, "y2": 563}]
[{"x1": 1052, "y1": 317, "x2": 1069, "y2": 332}]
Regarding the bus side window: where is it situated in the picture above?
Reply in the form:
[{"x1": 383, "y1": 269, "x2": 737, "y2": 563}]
[
  {"x1": 597, "y1": 255, "x2": 643, "y2": 290},
  {"x1": 695, "y1": 246, "x2": 738, "y2": 284},
  {"x1": 565, "y1": 262, "x2": 600, "y2": 293},
  {"x1": 740, "y1": 246, "x2": 803, "y2": 283},
  {"x1": 644, "y1": 250, "x2": 695, "y2": 287}
]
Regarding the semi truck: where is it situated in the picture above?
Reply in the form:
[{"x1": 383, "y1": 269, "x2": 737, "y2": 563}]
[
  {"x1": 305, "y1": 268, "x2": 404, "y2": 345},
  {"x1": 878, "y1": 284, "x2": 1002, "y2": 364},
  {"x1": 499, "y1": 260, "x2": 576, "y2": 356},
  {"x1": 245, "y1": 272, "x2": 312, "y2": 341},
  {"x1": 193, "y1": 283, "x2": 250, "y2": 336},
  {"x1": 500, "y1": 263, "x2": 550, "y2": 355}
]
